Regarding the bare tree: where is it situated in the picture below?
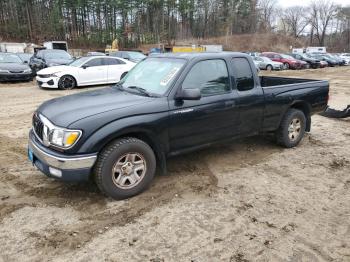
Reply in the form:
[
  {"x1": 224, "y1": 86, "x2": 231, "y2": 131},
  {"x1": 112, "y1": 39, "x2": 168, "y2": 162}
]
[
  {"x1": 282, "y1": 6, "x2": 310, "y2": 38},
  {"x1": 257, "y1": 0, "x2": 278, "y2": 32},
  {"x1": 310, "y1": 0, "x2": 340, "y2": 46}
]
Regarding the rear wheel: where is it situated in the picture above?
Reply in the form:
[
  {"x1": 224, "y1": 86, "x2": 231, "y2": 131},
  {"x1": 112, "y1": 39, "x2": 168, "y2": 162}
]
[
  {"x1": 94, "y1": 137, "x2": 156, "y2": 199},
  {"x1": 58, "y1": 75, "x2": 76, "y2": 90},
  {"x1": 266, "y1": 65, "x2": 273, "y2": 71},
  {"x1": 276, "y1": 109, "x2": 306, "y2": 148}
]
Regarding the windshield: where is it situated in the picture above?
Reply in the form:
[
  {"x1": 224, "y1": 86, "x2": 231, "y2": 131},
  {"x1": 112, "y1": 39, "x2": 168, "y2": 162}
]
[
  {"x1": 128, "y1": 52, "x2": 146, "y2": 60},
  {"x1": 119, "y1": 57, "x2": 186, "y2": 96},
  {"x1": 43, "y1": 50, "x2": 71, "y2": 60},
  {"x1": 0, "y1": 53, "x2": 22, "y2": 63},
  {"x1": 68, "y1": 57, "x2": 91, "y2": 67},
  {"x1": 16, "y1": 53, "x2": 32, "y2": 61}
]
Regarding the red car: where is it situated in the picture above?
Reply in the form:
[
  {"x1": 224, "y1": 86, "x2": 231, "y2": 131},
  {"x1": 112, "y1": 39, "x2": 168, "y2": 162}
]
[{"x1": 261, "y1": 52, "x2": 302, "y2": 70}]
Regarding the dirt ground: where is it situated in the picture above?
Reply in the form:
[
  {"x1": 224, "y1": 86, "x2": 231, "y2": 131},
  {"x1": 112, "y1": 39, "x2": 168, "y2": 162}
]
[{"x1": 0, "y1": 67, "x2": 349, "y2": 262}]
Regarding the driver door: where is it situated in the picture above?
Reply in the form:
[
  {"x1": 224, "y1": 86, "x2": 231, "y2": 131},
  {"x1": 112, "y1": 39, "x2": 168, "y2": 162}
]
[
  {"x1": 168, "y1": 59, "x2": 239, "y2": 153},
  {"x1": 78, "y1": 58, "x2": 108, "y2": 85}
]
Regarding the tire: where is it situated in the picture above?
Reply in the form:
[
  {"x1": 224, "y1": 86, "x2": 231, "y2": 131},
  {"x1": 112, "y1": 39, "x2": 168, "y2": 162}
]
[
  {"x1": 284, "y1": 63, "x2": 290, "y2": 70},
  {"x1": 94, "y1": 137, "x2": 156, "y2": 200},
  {"x1": 58, "y1": 75, "x2": 76, "y2": 90},
  {"x1": 120, "y1": 72, "x2": 128, "y2": 80},
  {"x1": 266, "y1": 65, "x2": 273, "y2": 71},
  {"x1": 276, "y1": 109, "x2": 306, "y2": 148}
]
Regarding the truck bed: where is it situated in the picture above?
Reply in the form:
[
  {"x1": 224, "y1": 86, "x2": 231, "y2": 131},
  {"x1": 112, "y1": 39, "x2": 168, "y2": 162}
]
[
  {"x1": 259, "y1": 76, "x2": 322, "y2": 88},
  {"x1": 259, "y1": 76, "x2": 329, "y2": 132}
]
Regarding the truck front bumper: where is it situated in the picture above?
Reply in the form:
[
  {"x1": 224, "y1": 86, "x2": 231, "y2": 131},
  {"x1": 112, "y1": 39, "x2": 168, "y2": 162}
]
[{"x1": 28, "y1": 130, "x2": 97, "y2": 181}]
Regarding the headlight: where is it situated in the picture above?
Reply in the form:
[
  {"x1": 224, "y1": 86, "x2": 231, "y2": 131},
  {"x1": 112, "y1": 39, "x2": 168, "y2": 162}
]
[
  {"x1": 0, "y1": 69, "x2": 9, "y2": 73},
  {"x1": 37, "y1": 114, "x2": 82, "y2": 149},
  {"x1": 49, "y1": 128, "x2": 81, "y2": 148},
  {"x1": 24, "y1": 69, "x2": 32, "y2": 73},
  {"x1": 48, "y1": 73, "x2": 58, "y2": 77}
]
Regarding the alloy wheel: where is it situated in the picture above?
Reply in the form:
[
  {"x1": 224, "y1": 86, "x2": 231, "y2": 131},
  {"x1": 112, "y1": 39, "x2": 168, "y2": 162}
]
[{"x1": 112, "y1": 153, "x2": 147, "y2": 189}]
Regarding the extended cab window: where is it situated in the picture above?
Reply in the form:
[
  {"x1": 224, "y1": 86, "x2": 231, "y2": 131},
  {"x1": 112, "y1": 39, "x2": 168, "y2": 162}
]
[
  {"x1": 182, "y1": 59, "x2": 230, "y2": 96},
  {"x1": 232, "y1": 58, "x2": 255, "y2": 91}
]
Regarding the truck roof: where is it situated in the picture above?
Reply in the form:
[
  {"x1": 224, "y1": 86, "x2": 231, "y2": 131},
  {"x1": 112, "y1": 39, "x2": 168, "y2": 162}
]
[{"x1": 150, "y1": 52, "x2": 251, "y2": 60}]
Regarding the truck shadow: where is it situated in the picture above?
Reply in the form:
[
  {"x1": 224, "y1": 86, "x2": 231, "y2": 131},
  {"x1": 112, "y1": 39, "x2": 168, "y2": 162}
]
[{"x1": 1, "y1": 134, "x2": 283, "y2": 252}]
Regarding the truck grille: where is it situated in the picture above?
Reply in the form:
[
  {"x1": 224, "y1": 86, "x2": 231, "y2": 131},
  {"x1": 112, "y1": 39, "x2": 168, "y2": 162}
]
[{"x1": 33, "y1": 113, "x2": 44, "y2": 141}]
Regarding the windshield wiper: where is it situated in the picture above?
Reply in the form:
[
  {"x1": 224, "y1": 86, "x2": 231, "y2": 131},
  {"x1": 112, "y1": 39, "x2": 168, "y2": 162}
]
[
  {"x1": 115, "y1": 82, "x2": 124, "y2": 91},
  {"x1": 126, "y1": 86, "x2": 158, "y2": 97}
]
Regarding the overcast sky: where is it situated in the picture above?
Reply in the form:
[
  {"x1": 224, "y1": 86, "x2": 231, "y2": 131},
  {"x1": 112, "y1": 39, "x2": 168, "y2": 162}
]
[{"x1": 278, "y1": 0, "x2": 350, "y2": 8}]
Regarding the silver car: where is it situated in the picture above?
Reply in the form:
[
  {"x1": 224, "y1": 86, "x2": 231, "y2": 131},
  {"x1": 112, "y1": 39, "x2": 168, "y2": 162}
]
[{"x1": 254, "y1": 56, "x2": 283, "y2": 71}]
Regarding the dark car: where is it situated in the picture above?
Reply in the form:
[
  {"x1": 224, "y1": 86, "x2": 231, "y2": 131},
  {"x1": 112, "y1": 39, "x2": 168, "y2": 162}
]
[
  {"x1": 28, "y1": 52, "x2": 329, "y2": 199},
  {"x1": 307, "y1": 53, "x2": 338, "y2": 67},
  {"x1": 0, "y1": 52, "x2": 33, "y2": 81},
  {"x1": 16, "y1": 53, "x2": 33, "y2": 64},
  {"x1": 327, "y1": 54, "x2": 345, "y2": 66},
  {"x1": 289, "y1": 53, "x2": 321, "y2": 69},
  {"x1": 109, "y1": 51, "x2": 146, "y2": 63},
  {"x1": 29, "y1": 49, "x2": 73, "y2": 74}
]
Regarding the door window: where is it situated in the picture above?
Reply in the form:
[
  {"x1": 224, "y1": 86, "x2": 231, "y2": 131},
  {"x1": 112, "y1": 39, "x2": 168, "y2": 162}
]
[
  {"x1": 103, "y1": 58, "x2": 125, "y2": 65},
  {"x1": 84, "y1": 58, "x2": 104, "y2": 67},
  {"x1": 182, "y1": 59, "x2": 230, "y2": 96},
  {"x1": 231, "y1": 58, "x2": 255, "y2": 91}
]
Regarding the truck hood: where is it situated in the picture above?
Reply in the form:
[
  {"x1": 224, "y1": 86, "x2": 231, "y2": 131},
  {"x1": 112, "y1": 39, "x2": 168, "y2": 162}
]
[{"x1": 38, "y1": 87, "x2": 154, "y2": 127}]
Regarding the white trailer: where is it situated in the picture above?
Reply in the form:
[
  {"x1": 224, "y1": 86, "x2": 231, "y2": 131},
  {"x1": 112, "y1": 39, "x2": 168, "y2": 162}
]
[
  {"x1": 306, "y1": 47, "x2": 327, "y2": 54},
  {"x1": 203, "y1": 45, "x2": 223, "y2": 52},
  {"x1": 0, "y1": 42, "x2": 27, "y2": 53},
  {"x1": 43, "y1": 41, "x2": 68, "y2": 51},
  {"x1": 292, "y1": 48, "x2": 305, "y2": 54}
]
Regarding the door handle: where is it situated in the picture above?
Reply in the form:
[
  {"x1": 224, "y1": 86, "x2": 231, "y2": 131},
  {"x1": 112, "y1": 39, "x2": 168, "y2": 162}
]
[{"x1": 225, "y1": 100, "x2": 235, "y2": 107}]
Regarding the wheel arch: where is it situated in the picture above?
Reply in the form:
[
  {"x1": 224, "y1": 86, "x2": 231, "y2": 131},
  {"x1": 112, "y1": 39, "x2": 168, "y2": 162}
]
[
  {"x1": 290, "y1": 101, "x2": 312, "y2": 132},
  {"x1": 120, "y1": 71, "x2": 128, "y2": 80},
  {"x1": 90, "y1": 128, "x2": 167, "y2": 176},
  {"x1": 59, "y1": 74, "x2": 78, "y2": 87}
]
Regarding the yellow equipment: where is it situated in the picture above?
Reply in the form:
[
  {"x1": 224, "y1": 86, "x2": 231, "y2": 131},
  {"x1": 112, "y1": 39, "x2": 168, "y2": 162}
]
[{"x1": 172, "y1": 46, "x2": 205, "y2": 53}]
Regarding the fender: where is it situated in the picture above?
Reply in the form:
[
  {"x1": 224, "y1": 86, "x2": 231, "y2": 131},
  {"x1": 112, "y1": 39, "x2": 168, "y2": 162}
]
[{"x1": 77, "y1": 113, "x2": 169, "y2": 154}]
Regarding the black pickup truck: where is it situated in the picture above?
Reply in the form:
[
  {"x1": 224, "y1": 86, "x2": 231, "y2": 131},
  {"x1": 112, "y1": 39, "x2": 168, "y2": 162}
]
[{"x1": 28, "y1": 53, "x2": 329, "y2": 199}]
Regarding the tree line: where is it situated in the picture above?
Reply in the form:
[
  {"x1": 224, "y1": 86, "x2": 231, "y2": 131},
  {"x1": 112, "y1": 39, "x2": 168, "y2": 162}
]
[{"x1": 0, "y1": 0, "x2": 349, "y2": 51}]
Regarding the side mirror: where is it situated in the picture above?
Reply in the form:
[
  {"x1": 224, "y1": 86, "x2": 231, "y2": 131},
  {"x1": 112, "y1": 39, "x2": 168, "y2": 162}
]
[
  {"x1": 176, "y1": 88, "x2": 201, "y2": 100},
  {"x1": 82, "y1": 65, "x2": 89, "y2": 69}
]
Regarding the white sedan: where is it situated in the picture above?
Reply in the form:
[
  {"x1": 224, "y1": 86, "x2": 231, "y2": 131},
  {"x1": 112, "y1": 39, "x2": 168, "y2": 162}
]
[{"x1": 36, "y1": 56, "x2": 135, "y2": 89}]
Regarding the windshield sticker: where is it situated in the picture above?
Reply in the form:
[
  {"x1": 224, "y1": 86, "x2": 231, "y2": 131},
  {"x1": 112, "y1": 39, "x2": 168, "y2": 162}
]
[{"x1": 160, "y1": 67, "x2": 180, "y2": 86}]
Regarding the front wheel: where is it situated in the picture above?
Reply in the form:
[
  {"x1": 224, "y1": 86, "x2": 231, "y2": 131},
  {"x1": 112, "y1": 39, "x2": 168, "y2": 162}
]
[
  {"x1": 58, "y1": 75, "x2": 76, "y2": 90},
  {"x1": 266, "y1": 65, "x2": 273, "y2": 71},
  {"x1": 94, "y1": 137, "x2": 156, "y2": 199},
  {"x1": 284, "y1": 63, "x2": 290, "y2": 70},
  {"x1": 276, "y1": 109, "x2": 306, "y2": 148}
]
